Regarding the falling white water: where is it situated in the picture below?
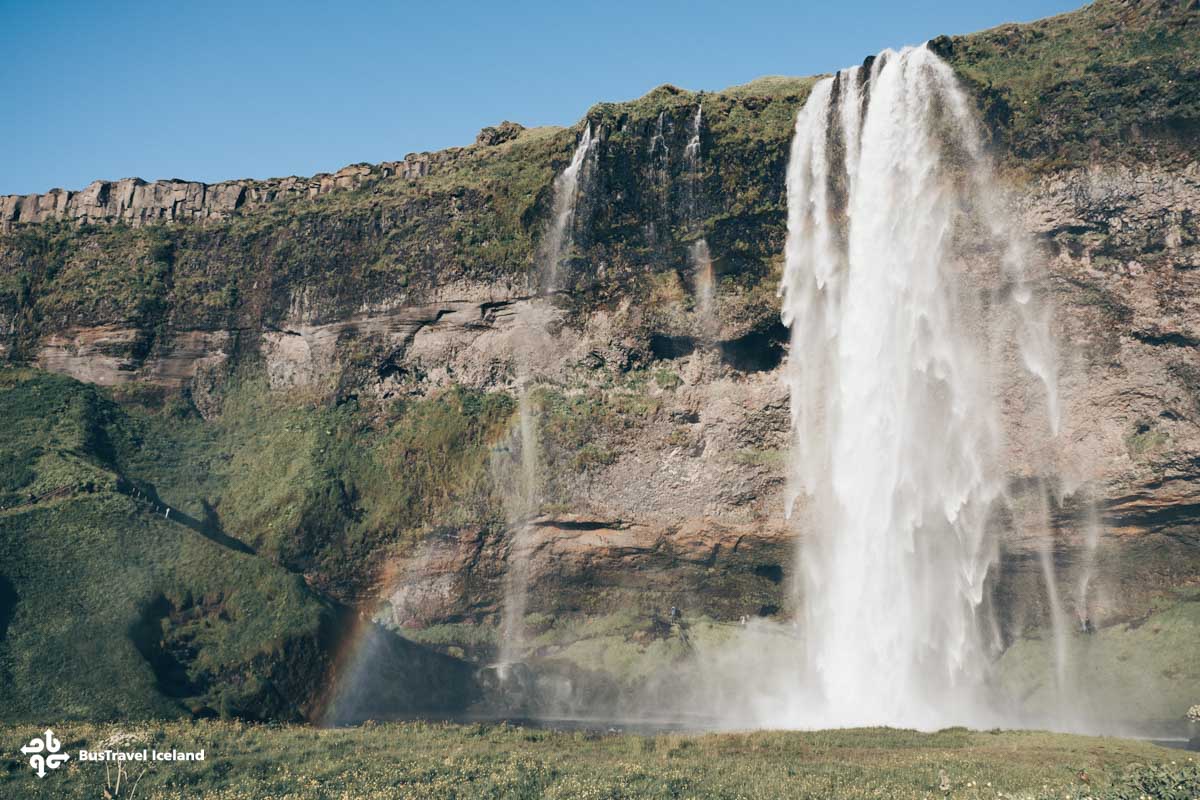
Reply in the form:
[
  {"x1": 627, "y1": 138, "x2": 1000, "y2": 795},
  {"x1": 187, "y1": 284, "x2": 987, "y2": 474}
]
[
  {"x1": 776, "y1": 46, "x2": 1059, "y2": 729},
  {"x1": 1038, "y1": 536, "x2": 1071, "y2": 694},
  {"x1": 691, "y1": 239, "x2": 716, "y2": 334},
  {"x1": 650, "y1": 110, "x2": 670, "y2": 192},
  {"x1": 497, "y1": 123, "x2": 597, "y2": 666},
  {"x1": 495, "y1": 336, "x2": 545, "y2": 665},
  {"x1": 496, "y1": 387, "x2": 540, "y2": 665},
  {"x1": 540, "y1": 123, "x2": 596, "y2": 293},
  {"x1": 1074, "y1": 502, "x2": 1102, "y2": 627},
  {"x1": 683, "y1": 104, "x2": 717, "y2": 336},
  {"x1": 683, "y1": 102, "x2": 704, "y2": 221}
]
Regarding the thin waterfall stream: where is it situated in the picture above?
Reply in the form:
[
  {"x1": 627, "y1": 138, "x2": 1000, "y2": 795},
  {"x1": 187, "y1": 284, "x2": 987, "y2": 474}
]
[
  {"x1": 496, "y1": 124, "x2": 597, "y2": 669},
  {"x1": 683, "y1": 104, "x2": 717, "y2": 338}
]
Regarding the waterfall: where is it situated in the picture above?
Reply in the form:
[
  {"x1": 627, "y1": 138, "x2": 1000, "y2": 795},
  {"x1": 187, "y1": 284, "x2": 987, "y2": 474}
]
[
  {"x1": 1074, "y1": 502, "x2": 1102, "y2": 628},
  {"x1": 1038, "y1": 532, "x2": 1071, "y2": 694},
  {"x1": 683, "y1": 104, "x2": 716, "y2": 337},
  {"x1": 684, "y1": 104, "x2": 703, "y2": 218},
  {"x1": 650, "y1": 110, "x2": 670, "y2": 194},
  {"x1": 540, "y1": 123, "x2": 595, "y2": 293},
  {"x1": 691, "y1": 239, "x2": 716, "y2": 335},
  {"x1": 497, "y1": 122, "x2": 596, "y2": 667},
  {"x1": 777, "y1": 46, "x2": 1059, "y2": 729},
  {"x1": 496, "y1": 385, "x2": 540, "y2": 665}
]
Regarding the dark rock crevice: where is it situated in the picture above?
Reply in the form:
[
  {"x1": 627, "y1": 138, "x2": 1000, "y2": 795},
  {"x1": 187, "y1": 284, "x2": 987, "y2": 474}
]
[
  {"x1": 129, "y1": 594, "x2": 212, "y2": 702},
  {"x1": 753, "y1": 564, "x2": 785, "y2": 584},
  {"x1": 1132, "y1": 329, "x2": 1200, "y2": 348},
  {"x1": 650, "y1": 334, "x2": 696, "y2": 360},
  {"x1": 532, "y1": 518, "x2": 627, "y2": 531},
  {"x1": 0, "y1": 576, "x2": 17, "y2": 643},
  {"x1": 719, "y1": 322, "x2": 788, "y2": 373}
]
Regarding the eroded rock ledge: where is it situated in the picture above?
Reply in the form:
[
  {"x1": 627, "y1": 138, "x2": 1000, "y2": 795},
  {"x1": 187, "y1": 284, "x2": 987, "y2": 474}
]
[{"x1": 0, "y1": 152, "x2": 457, "y2": 231}]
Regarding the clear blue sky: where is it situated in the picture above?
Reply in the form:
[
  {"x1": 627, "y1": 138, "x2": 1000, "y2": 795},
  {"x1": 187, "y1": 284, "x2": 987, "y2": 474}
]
[{"x1": 0, "y1": 0, "x2": 1083, "y2": 196}]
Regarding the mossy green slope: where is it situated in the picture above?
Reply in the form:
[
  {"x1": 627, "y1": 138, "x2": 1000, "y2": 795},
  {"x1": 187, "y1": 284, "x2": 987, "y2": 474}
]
[
  {"x1": 110, "y1": 373, "x2": 516, "y2": 600},
  {"x1": 0, "y1": 369, "x2": 335, "y2": 721},
  {"x1": 998, "y1": 591, "x2": 1200, "y2": 726},
  {"x1": 0, "y1": 365, "x2": 526, "y2": 718}
]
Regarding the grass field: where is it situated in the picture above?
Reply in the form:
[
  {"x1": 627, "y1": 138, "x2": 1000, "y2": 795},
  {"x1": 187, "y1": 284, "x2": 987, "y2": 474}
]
[{"x1": 0, "y1": 721, "x2": 1195, "y2": 799}]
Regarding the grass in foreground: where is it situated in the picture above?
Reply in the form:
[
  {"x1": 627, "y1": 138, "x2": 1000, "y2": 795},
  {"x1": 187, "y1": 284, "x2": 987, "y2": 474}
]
[{"x1": 0, "y1": 721, "x2": 1195, "y2": 800}]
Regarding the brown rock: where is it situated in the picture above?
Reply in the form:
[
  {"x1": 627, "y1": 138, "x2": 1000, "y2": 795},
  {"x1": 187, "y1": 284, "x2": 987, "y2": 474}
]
[{"x1": 475, "y1": 121, "x2": 525, "y2": 147}]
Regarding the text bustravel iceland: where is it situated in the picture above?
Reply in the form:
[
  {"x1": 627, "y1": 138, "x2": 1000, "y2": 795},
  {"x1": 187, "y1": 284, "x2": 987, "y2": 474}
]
[{"x1": 78, "y1": 748, "x2": 206, "y2": 763}]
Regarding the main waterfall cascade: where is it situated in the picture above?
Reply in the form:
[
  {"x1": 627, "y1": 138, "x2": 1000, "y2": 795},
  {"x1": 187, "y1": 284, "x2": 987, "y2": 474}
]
[
  {"x1": 774, "y1": 45, "x2": 1062, "y2": 728},
  {"x1": 490, "y1": 51, "x2": 1074, "y2": 727}
]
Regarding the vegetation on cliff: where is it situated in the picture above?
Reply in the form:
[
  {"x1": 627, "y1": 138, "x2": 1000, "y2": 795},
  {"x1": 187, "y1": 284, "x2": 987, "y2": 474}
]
[
  {"x1": 0, "y1": 8, "x2": 1190, "y2": 369},
  {"x1": 0, "y1": 368, "x2": 492, "y2": 720},
  {"x1": 0, "y1": 0, "x2": 1198, "y2": 725},
  {"x1": 939, "y1": 0, "x2": 1199, "y2": 172},
  {"x1": 1, "y1": 3, "x2": 1194, "y2": 377},
  {"x1": 0, "y1": 369, "x2": 334, "y2": 720}
]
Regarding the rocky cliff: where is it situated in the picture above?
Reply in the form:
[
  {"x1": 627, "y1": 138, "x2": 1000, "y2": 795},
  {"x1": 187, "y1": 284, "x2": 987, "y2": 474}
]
[
  {"x1": 1, "y1": 0, "x2": 1198, "y2": 726},
  {"x1": 0, "y1": 156, "x2": 453, "y2": 231}
]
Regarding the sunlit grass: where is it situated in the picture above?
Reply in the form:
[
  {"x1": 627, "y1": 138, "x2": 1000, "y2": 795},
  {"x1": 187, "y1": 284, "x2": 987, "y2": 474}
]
[{"x1": 0, "y1": 720, "x2": 1192, "y2": 799}]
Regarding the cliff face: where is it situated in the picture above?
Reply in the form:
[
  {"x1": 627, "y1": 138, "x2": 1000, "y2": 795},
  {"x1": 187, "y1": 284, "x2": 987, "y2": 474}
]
[
  {"x1": 0, "y1": 159, "x2": 448, "y2": 231},
  {"x1": 1, "y1": 0, "x2": 1198, "y2": 724}
]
